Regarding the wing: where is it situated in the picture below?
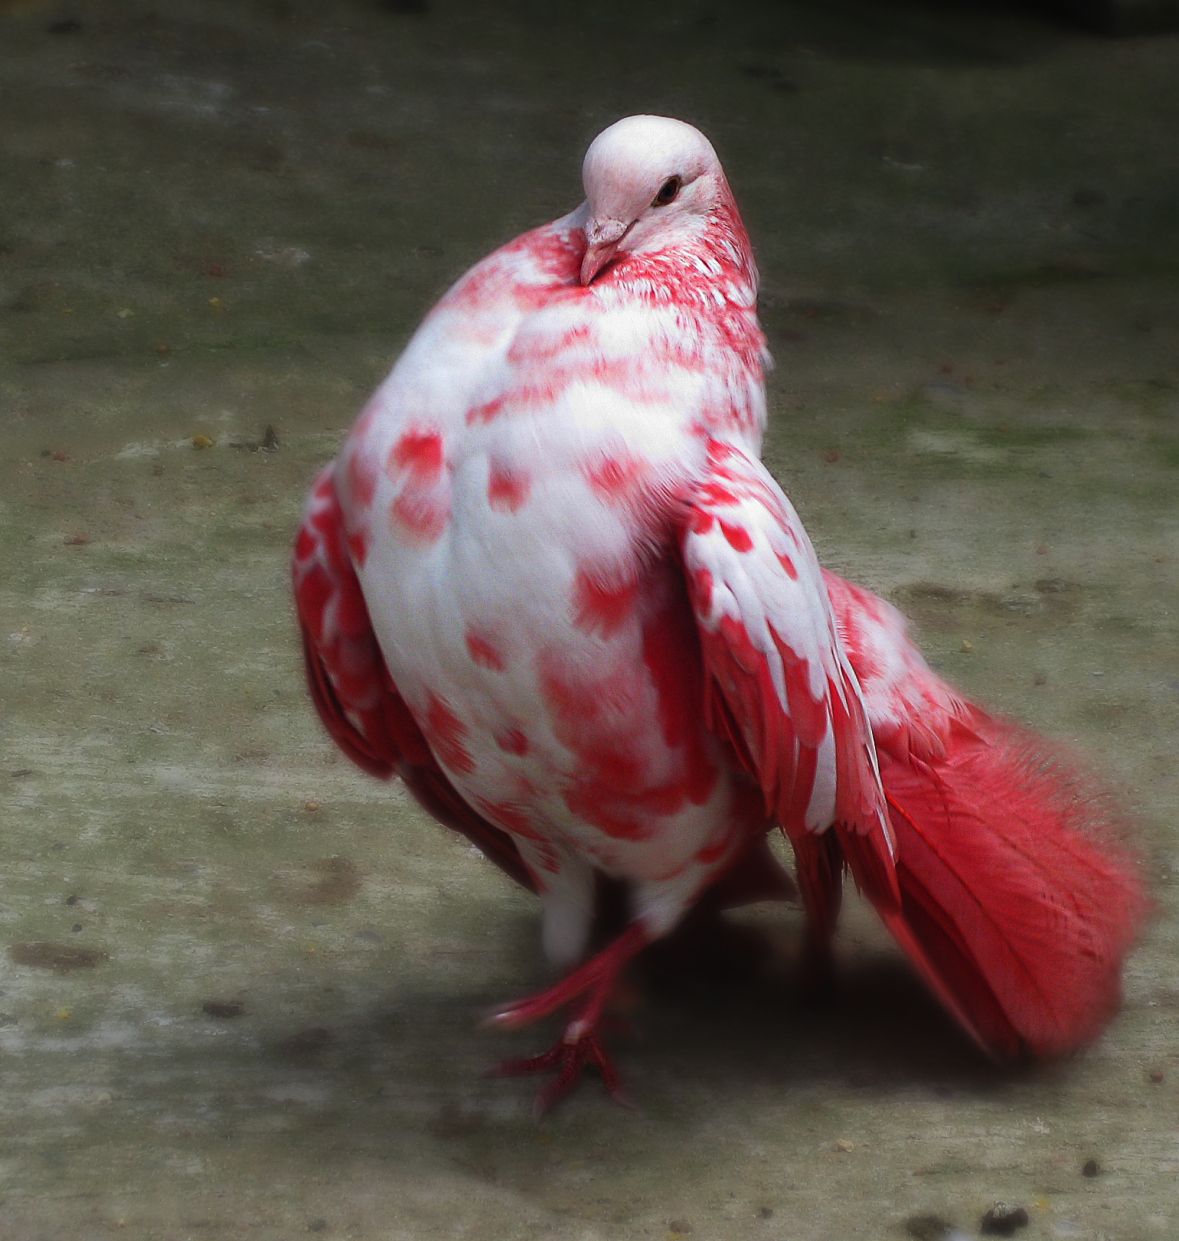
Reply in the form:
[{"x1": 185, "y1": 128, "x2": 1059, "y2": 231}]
[
  {"x1": 679, "y1": 440, "x2": 899, "y2": 915},
  {"x1": 678, "y1": 443, "x2": 1054, "y2": 1050},
  {"x1": 292, "y1": 467, "x2": 534, "y2": 892}
]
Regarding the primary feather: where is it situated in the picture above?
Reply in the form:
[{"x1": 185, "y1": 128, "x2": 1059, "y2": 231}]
[{"x1": 293, "y1": 115, "x2": 1145, "y2": 1107}]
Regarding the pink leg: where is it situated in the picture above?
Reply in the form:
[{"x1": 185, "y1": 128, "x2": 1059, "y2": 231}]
[{"x1": 486, "y1": 923, "x2": 649, "y2": 1114}]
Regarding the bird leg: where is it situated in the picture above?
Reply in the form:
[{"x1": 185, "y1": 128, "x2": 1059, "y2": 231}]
[
  {"x1": 790, "y1": 830, "x2": 844, "y2": 1000},
  {"x1": 487, "y1": 922, "x2": 649, "y2": 1114}
]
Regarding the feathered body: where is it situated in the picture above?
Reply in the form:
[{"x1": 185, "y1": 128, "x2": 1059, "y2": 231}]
[{"x1": 294, "y1": 116, "x2": 1145, "y2": 1105}]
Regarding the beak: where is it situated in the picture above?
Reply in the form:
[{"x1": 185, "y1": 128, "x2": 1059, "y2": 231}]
[{"x1": 580, "y1": 216, "x2": 629, "y2": 285}]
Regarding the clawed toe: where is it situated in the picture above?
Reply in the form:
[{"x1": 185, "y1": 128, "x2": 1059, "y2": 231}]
[{"x1": 492, "y1": 1028, "x2": 634, "y2": 1116}]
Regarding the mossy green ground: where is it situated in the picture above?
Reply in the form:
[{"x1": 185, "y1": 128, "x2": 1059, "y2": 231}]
[{"x1": 1, "y1": 3, "x2": 1176, "y2": 1238}]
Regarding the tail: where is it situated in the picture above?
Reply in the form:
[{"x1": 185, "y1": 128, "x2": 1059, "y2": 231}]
[{"x1": 876, "y1": 709, "x2": 1147, "y2": 1059}]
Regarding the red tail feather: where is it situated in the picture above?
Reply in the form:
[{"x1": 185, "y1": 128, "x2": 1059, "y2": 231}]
[{"x1": 875, "y1": 709, "x2": 1147, "y2": 1058}]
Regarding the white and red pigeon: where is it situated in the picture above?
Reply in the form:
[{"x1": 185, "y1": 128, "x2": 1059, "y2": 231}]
[{"x1": 293, "y1": 115, "x2": 1146, "y2": 1111}]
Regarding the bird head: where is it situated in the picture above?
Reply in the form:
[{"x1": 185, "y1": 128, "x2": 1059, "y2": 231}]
[{"x1": 579, "y1": 115, "x2": 725, "y2": 286}]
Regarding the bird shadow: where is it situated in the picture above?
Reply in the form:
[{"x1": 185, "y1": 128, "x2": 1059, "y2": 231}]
[
  {"x1": 208, "y1": 898, "x2": 1106, "y2": 1213},
  {"x1": 276, "y1": 906, "x2": 1042, "y2": 1136},
  {"x1": 624, "y1": 911, "x2": 1017, "y2": 1099}
]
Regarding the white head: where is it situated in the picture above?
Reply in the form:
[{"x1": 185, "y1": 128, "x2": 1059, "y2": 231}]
[{"x1": 579, "y1": 115, "x2": 725, "y2": 285}]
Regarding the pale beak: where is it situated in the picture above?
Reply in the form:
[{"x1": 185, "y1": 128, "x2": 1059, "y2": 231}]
[{"x1": 580, "y1": 216, "x2": 629, "y2": 285}]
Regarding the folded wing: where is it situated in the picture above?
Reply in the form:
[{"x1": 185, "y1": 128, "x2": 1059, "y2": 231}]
[
  {"x1": 679, "y1": 440, "x2": 903, "y2": 942},
  {"x1": 292, "y1": 467, "x2": 534, "y2": 892}
]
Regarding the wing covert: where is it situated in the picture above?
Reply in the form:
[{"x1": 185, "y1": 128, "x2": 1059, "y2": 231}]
[{"x1": 680, "y1": 441, "x2": 892, "y2": 852}]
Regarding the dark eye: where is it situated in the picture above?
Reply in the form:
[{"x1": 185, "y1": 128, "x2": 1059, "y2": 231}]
[{"x1": 651, "y1": 176, "x2": 682, "y2": 207}]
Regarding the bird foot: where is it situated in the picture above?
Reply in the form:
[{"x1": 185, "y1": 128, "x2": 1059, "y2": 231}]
[
  {"x1": 484, "y1": 924, "x2": 650, "y2": 1113},
  {"x1": 491, "y1": 1024, "x2": 634, "y2": 1117}
]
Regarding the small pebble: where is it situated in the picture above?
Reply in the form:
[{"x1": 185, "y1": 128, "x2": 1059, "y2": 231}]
[
  {"x1": 980, "y1": 1203, "x2": 1029, "y2": 1236},
  {"x1": 959, "y1": 639, "x2": 974, "y2": 654},
  {"x1": 192, "y1": 434, "x2": 215, "y2": 449},
  {"x1": 1081, "y1": 1159, "x2": 1101, "y2": 1177},
  {"x1": 833, "y1": 1138, "x2": 855, "y2": 1153}
]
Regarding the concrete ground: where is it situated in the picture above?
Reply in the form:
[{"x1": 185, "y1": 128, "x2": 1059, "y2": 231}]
[{"x1": 1, "y1": 2, "x2": 1176, "y2": 1238}]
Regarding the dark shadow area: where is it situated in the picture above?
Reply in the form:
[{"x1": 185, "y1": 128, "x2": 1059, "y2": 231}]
[
  {"x1": 251, "y1": 908, "x2": 1021, "y2": 1124},
  {"x1": 741, "y1": 0, "x2": 1066, "y2": 66}
]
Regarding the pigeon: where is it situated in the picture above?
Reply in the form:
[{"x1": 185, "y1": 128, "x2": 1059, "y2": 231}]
[{"x1": 293, "y1": 115, "x2": 1146, "y2": 1111}]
